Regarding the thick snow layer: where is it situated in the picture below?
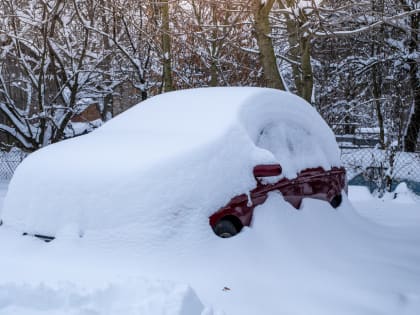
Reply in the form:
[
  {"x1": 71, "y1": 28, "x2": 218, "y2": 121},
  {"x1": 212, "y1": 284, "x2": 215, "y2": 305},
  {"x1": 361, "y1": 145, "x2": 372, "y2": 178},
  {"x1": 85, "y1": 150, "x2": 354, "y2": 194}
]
[
  {"x1": 349, "y1": 184, "x2": 420, "y2": 227},
  {"x1": 1, "y1": 87, "x2": 340, "y2": 238},
  {"x1": 0, "y1": 281, "x2": 208, "y2": 315},
  {"x1": 348, "y1": 185, "x2": 373, "y2": 201},
  {"x1": 0, "y1": 180, "x2": 8, "y2": 211},
  {"x1": 393, "y1": 182, "x2": 418, "y2": 203},
  {"x1": 0, "y1": 189, "x2": 419, "y2": 315}
]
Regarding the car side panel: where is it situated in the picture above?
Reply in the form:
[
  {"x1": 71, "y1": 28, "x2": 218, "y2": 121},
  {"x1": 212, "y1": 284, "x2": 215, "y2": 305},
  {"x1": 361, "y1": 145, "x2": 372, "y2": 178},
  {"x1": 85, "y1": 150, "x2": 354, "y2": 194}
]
[
  {"x1": 209, "y1": 167, "x2": 346, "y2": 230},
  {"x1": 278, "y1": 184, "x2": 303, "y2": 209}
]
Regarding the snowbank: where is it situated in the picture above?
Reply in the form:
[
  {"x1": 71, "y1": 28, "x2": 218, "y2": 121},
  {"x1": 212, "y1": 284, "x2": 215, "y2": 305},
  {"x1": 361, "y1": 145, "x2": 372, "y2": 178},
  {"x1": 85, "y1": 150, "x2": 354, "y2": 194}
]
[
  {"x1": 348, "y1": 186, "x2": 373, "y2": 201},
  {"x1": 0, "y1": 280, "x2": 208, "y2": 315},
  {"x1": 1, "y1": 87, "x2": 340, "y2": 239},
  {"x1": 0, "y1": 184, "x2": 420, "y2": 315},
  {"x1": 393, "y1": 182, "x2": 417, "y2": 204},
  {"x1": 349, "y1": 184, "x2": 420, "y2": 228}
]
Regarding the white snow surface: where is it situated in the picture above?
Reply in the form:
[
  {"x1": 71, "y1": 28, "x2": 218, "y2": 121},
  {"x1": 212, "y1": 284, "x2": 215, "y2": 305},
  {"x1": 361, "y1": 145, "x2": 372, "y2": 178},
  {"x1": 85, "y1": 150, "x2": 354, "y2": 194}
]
[
  {"x1": 350, "y1": 184, "x2": 420, "y2": 227},
  {"x1": 0, "y1": 280, "x2": 206, "y2": 315},
  {"x1": 0, "y1": 186, "x2": 419, "y2": 315},
  {"x1": 1, "y1": 87, "x2": 340, "y2": 238}
]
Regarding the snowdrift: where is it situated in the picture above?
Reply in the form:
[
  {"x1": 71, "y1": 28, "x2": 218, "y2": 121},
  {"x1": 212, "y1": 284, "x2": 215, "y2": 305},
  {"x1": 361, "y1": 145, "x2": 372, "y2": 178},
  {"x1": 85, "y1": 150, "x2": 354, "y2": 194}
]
[
  {"x1": 1, "y1": 195, "x2": 419, "y2": 315},
  {"x1": 0, "y1": 280, "x2": 208, "y2": 315},
  {"x1": 0, "y1": 185, "x2": 419, "y2": 315},
  {"x1": 1, "y1": 87, "x2": 340, "y2": 239}
]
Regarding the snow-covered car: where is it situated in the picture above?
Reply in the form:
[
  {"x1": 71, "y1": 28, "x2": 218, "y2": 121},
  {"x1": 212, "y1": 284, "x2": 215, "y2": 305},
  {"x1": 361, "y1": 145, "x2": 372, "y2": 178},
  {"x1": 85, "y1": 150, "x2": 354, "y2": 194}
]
[{"x1": 0, "y1": 87, "x2": 345, "y2": 241}]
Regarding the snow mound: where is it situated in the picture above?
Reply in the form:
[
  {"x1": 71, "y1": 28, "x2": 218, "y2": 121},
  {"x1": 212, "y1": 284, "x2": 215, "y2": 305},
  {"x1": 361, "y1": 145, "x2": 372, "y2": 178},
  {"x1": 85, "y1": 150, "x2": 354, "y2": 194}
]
[
  {"x1": 348, "y1": 186, "x2": 373, "y2": 201},
  {"x1": 1, "y1": 87, "x2": 340, "y2": 240},
  {"x1": 0, "y1": 280, "x2": 209, "y2": 315},
  {"x1": 393, "y1": 183, "x2": 417, "y2": 204}
]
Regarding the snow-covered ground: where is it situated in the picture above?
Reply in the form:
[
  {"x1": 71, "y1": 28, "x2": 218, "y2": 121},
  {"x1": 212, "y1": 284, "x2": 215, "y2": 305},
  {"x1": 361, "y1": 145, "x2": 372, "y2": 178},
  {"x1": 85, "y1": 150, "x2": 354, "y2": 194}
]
[
  {"x1": 349, "y1": 185, "x2": 420, "y2": 227},
  {"x1": 0, "y1": 181, "x2": 419, "y2": 315}
]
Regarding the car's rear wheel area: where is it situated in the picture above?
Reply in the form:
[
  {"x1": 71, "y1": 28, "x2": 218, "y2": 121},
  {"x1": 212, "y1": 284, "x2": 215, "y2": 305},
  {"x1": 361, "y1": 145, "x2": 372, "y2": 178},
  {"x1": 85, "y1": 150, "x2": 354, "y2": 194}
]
[
  {"x1": 213, "y1": 217, "x2": 243, "y2": 238},
  {"x1": 330, "y1": 194, "x2": 343, "y2": 208}
]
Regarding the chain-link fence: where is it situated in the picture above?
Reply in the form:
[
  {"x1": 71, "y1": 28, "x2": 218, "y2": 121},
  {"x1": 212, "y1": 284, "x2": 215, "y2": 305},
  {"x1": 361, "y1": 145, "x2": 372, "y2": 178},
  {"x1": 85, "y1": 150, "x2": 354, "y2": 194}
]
[
  {"x1": 334, "y1": 123, "x2": 420, "y2": 198},
  {"x1": 0, "y1": 149, "x2": 28, "y2": 180},
  {"x1": 340, "y1": 147, "x2": 420, "y2": 199}
]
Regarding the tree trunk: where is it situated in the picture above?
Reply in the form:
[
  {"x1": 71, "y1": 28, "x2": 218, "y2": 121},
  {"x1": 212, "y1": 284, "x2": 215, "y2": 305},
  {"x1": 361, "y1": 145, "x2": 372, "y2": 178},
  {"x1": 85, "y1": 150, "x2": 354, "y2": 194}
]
[
  {"x1": 278, "y1": 1, "x2": 313, "y2": 101},
  {"x1": 372, "y1": 64, "x2": 386, "y2": 149},
  {"x1": 252, "y1": 0, "x2": 285, "y2": 90},
  {"x1": 370, "y1": 0, "x2": 386, "y2": 149},
  {"x1": 403, "y1": 6, "x2": 420, "y2": 152},
  {"x1": 300, "y1": 35, "x2": 313, "y2": 102},
  {"x1": 284, "y1": 14, "x2": 302, "y2": 93},
  {"x1": 161, "y1": 0, "x2": 173, "y2": 92},
  {"x1": 404, "y1": 64, "x2": 420, "y2": 151},
  {"x1": 102, "y1": 0, "x2": 114, "y2": 120},
  {"x1": 209, "y1": 3, "x2": 218, "y2": 87}
]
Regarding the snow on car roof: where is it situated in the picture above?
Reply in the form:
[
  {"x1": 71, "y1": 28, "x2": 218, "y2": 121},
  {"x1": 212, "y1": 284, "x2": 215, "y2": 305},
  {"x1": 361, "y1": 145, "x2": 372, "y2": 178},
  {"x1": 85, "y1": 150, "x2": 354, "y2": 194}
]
[{"x1": 1, "y1": 87, "x2": 341, "y2": 239}]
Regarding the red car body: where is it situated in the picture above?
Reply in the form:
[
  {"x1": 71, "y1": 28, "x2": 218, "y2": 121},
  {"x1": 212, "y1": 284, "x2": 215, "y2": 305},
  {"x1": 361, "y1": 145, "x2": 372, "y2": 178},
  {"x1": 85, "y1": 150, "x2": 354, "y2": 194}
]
[{"x1": 209, "y1": 164, "x2": 346, "y2": 236}]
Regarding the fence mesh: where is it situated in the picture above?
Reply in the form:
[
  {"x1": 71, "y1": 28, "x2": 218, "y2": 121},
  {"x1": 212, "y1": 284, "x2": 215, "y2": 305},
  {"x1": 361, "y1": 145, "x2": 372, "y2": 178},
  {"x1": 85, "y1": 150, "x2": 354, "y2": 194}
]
[
  {"x1": 0, "y1": 149, "x2": 27, "y2": 180},
  {"x1": 340, "y1": 147, "x2": 420, "y2": 199}
]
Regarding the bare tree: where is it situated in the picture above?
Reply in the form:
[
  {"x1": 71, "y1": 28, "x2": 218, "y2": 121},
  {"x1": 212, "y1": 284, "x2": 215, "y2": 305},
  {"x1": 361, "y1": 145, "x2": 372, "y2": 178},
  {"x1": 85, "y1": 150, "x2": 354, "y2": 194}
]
[
  {"x1": 0, "y1": 0, "x2": 113, "y2": 150},
  {"x1": 251, "y1": 0, "x2": 286, "y2": 90}
]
